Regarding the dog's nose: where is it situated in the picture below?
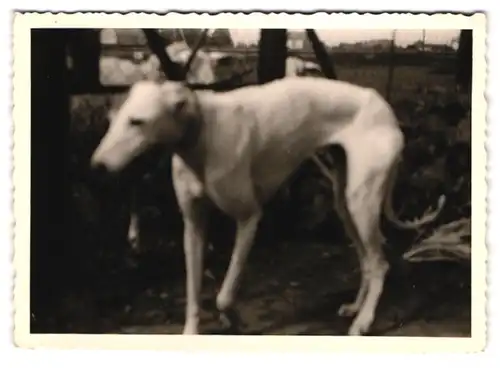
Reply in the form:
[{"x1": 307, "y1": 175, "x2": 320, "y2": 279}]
[
  {"x1": 90, "y1": 159, "x2": 109, "y2": 176},
  {"x1": 89, "y1": 159, "x2": 116, "y2": 189}
]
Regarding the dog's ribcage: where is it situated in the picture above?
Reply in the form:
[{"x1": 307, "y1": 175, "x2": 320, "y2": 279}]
[{"x1": 200, "y1": 80, "x2": 365, "y2": 206}]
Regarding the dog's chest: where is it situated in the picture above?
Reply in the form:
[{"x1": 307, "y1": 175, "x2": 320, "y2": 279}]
[{"x1": 203, "y1": 166, "x2": 259, "y2": 219}]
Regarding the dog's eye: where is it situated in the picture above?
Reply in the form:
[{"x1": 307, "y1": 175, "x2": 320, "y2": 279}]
[{"x1": 130, "y1": 119, "x2": 145, "y2": 127}]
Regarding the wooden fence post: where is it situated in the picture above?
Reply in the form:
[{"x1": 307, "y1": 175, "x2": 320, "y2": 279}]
[
  {"x1": 385, "y1": 30, "x2": 397, "y2": 103},
  {"x1": 456, "y1": 29, "x2": 472, "y2": 93},
  {"x1": 67, "y1": 29, "x2": 101, "y2": 91},
  {"x1": 257, "y1": 29, "x2": 288, "y2": 84},
  {"x1": 30, "y1": 29, "x2": 72, "y2": 330}
]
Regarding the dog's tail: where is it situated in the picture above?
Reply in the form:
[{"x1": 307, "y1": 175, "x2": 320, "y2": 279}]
[
  {"x1": 382, "y1": 160, "x2": 446, "y2": 230},
  {"x1": 311, "y1": 152, "x2": 445, "y2": 231}
]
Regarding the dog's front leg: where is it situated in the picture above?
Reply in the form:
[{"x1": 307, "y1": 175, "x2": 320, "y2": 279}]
[
  {"x1": 127, "y1": 188, "x2": 141, "y2": 251},
  {"x1": 216, "y1": 210, "x2": 262, "y2": 330},
  {"x1": 128, "y1": 210, "x2": 140, "y2": 250},
  {"x1": 182, "y1": 200, "x2": 207, "y2": 335}
]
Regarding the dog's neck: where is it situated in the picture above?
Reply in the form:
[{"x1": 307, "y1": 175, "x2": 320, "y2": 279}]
[
  {"x1": 172, "y1": 89, "x2": 214, "y2": 177},
  {"x1": 175, "y1": 90, "x2": 203, "y2": 153}
]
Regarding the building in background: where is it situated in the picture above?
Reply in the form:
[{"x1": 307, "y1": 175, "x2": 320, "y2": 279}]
[{"x1": 100, "y1": 29, "x2": 117, "y2": 45}]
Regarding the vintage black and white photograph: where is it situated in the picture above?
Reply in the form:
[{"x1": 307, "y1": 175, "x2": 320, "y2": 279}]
[{"x1": 13, "y1": 12, "x2": 486, "y2": 351}]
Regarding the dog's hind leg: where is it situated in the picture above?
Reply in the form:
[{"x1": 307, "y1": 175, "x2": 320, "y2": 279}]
[
  {"x1": 312, "y1": 152, "x2": 369, "y2": 318},
  {"x1": 343, "y1": 172, "x2": 388, "y2": 336},
  {"x1": 337, "y1": 137, "x2": 397, "y2": 336}
]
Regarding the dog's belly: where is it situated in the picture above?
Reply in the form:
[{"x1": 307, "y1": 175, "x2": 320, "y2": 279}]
[
  {"x1": 250, "y1": 137, "x2": 326, "y2": 203},
  {"x1": 250, "y1": 154, "x2": 302, "y2": 203},
  {"x1": 250, "y1": 117, "x2": 347, "y2": 203},
  {"x1": 202, "y1": 143, "x2": 308, "y2": 217},
  {"x1": 203, "y1": 159, "x2": 261, "y2": 219}
]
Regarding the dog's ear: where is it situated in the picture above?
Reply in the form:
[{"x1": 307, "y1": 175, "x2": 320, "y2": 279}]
[
  {"x1": 173, "y1": 97, "x2": 188, "y2": 117},
  {"x1": 171, "y1": 89, "x2": 190, "y2": 119},
  {"x1": 160, "y1": 81, "x2": 194, "y2": 119}
]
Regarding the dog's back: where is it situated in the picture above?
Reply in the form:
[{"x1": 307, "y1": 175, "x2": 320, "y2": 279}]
[
  {"x1": 208, "y1": 76, "x2": 385, "y2": 133},
  {"x1": 206, "y1": 77, "x2": 381, "y2": 157},
  {"x1": 215, "y1": 76, "x2": 371, "y2": 108}
]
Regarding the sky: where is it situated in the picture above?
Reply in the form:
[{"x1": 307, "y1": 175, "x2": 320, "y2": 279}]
[{"x1": 229, "y1": 29, "x2": 460, "y2": 47}]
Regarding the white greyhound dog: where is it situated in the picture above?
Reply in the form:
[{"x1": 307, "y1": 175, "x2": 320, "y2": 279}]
[
  {"x1": 126, "y1": 50, "x2": 321, "y2": 251},
  {"x1": 91, "y1": 76, "x2": 445, "y2": 336}
]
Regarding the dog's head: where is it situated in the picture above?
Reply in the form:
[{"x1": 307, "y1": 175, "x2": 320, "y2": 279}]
[{"x1": 91, "y1": 80, "x2": 199, "y2": 173}]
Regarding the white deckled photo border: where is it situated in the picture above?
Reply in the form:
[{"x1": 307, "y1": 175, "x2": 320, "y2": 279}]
[{"x1": 12, "y1": 11, "x2": 487, "y2": 352}]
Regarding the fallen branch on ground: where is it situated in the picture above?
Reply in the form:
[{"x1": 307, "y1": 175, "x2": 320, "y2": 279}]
[{"x1": 403, "y1": 217, "x2": 471, "y2": 263}]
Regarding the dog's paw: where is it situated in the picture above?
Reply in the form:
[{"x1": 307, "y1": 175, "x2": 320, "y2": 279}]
[
  {"x1": 338, "y1": 303, "x2": 360, "y2": 317},
  {"x1": 219, "y1": 312, "x2": 233, "y2": 330},
  {"x1": 127, "y1": 232, "x2": 140, "y2": 251},
  {"x1": 346, "y1": 313, "x2": 374, "y2": 336},
  {"x1": 347, "y1": 322, "x2": 368, "y2": 336},
  {"x1": 182, "y1": 323, "x2": 199, "y2": 335},
  {"x1": 218, "y1": 309, "x2": 243, "y2": 334}
]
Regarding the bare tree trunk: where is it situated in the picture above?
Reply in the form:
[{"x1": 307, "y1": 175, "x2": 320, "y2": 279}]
[
  {"x1": 183, "y1": 29, "x2": 210, "y2": 76},
  {"x1": 305, "y1": 29, "x2": 337, "y2": 79},
  {"x1": 142, "y1": 29, "x2": 185, "y2": 81}
]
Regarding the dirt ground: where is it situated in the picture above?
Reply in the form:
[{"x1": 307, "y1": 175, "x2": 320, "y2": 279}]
[{"x1": 70, "y1": 238, "x2": 471, "y2": 337}]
